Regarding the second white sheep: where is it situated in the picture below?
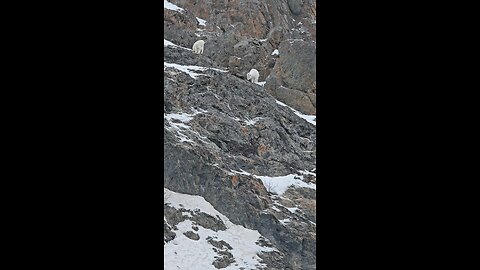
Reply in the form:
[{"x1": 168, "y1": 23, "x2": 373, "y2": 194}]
[
  {"x1": 246, "y1": 69, "x2": 259, "y2": 83},
  {"x1": 192, "y1": 40, "x2": 205, "y2": 54}
]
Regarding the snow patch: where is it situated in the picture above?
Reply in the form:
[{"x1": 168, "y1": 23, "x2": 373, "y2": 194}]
[
  {"x1": 299, "y1": 170, "x2": 316, "y2": 177},
  {"x1": 164, "y1": 189, "x2": 276, "y2": 269},
  {"x1": 229, "y1": 169, "x2": 316, "y2": 196},
  {"x1": 164, "y1": 39, "x2": 176, "y2": 47},
  {"x1": 165, "y1": 188, "x2": 229, "y2": 223},
  {"x1": 164, "y1": 39, "x2": 192, "y2": 51},
  {"x1": 276, "y1": 99, "x2": 316, "y2": 126},
  {"x1": 244, "y1": 117, "x2": 264, "y2": 126},
  {"x1": 279, "y1": 218, "x2": 291, "y2": 225},
  {"x1": 164, "y1": 111, "x2": 202, "y2": 123},
  {"x1": 164, "y1": 62, "x2": 228, "y2": 79},
  {"x1": 271, "y1": 205, "x2": 282, "y2": 212},
  {"x1": 256, "y1": 174, "x2": 316, "y2": 196},
  {"x1": 164, "y1": 0, "x2": 184, "y2": 12},
  {"x1": 164, "y1": 109, "x2": 207, "y2": 144},
  {"x1": 196, "y1": 17, "x2": 207, "y2": 26},
  {"x1": 286, "y1": 207, "x2": 300, "y2": 214},
  {"x1": 230, "y1": 169, "x2": 252, "y2": 176}
]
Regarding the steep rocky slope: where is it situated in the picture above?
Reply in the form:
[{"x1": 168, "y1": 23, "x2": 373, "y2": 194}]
[{"x1": 164, "y1": 1, "x2": 317, "y2": 269}]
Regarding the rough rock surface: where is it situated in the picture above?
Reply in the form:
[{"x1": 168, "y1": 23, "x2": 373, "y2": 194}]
[
  {"x1": 164, "y1": 0, "x2": 317, "y2": 114},
  {"x1": 265, "y1": 40, "x2": 316, "y2": 114},
  {"x1": 164, "y1": 1, "x2": 316, "y2": 269}
]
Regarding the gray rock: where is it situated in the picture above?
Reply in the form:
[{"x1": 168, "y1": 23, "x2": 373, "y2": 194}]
[
  {"x1": 265, "y1": 40, "x2": 317, "y2": 114},
  {"x1": 164, "y1": 221, "x2": 176, "y2": 244},
  {"x1": 287, "y1": 0, "x2": 303, "y2": 15},
  {"x1": 183, "y1": 231, "x2": 200, "y2": 240}
]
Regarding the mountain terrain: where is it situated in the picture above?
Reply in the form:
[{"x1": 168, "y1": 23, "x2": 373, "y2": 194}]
[{"x1": 164, "y1": 1, "x2": 317, "y2": 269}]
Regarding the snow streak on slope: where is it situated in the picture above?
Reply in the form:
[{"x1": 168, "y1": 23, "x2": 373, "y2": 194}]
[
  {"x1": 164, "y1": 110, "x2": 210, "y2": 144},
  {"x1": 164, "y1": 39, "x2": 192, "y2": 51},
  {"x1": 164, "y1": 111, "x2": 201, "y2": 123},
  {"x1": 164, "y1": 189, "x2": 275, "y2": 270},
  {"x1": 164, "y1": 0, "x2": 184, "y2": 12},
  {"x1": 196, "y1": 17, "x2": 207, "y2": 26},
  {"x1": 164, "y1": 62, "x2": 228, "y2": 79},
  {"x1": 276, "y1": 99, "x2": 316, "y2": 126},
  {"x1": 164, "y1": 39, "x2": 176, "y2": 47}
]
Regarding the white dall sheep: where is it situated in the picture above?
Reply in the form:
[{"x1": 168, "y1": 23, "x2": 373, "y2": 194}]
[
  {"x1": 246, "y1": 68, "x2": 259, "y2": 83},
  {"x1": 192, "y1": 40, "x2": 205, "y2": 54}
]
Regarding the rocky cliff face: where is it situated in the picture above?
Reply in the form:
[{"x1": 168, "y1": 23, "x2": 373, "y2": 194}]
[{"x1": 164, "y1": 1, "x2": 316, "y2": 269}]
